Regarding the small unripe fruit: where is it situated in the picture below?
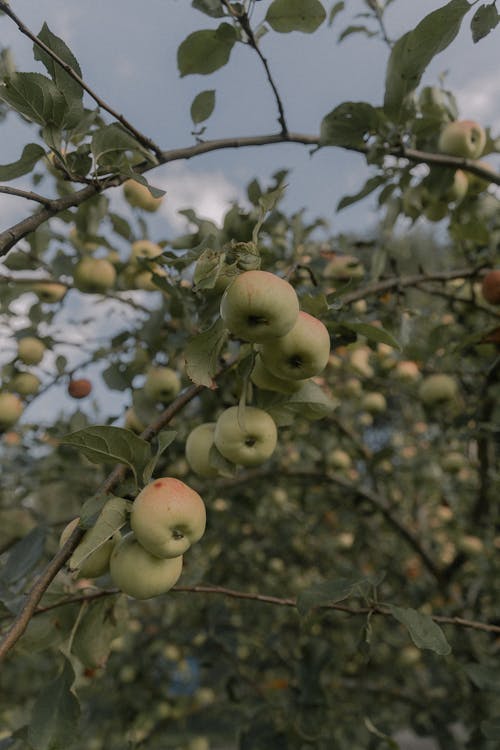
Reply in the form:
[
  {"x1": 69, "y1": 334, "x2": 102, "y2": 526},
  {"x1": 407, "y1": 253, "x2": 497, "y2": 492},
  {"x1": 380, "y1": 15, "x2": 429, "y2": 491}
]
[
  {"x1": 214, "y1": 406, "x2": 278, "y2": 467},
  {"x1": 0, "y1": 392, "x2": 24, "y2": 428},
  {"x1": 123, "y1": 180, "x2": 163, "y2": 212},
  {"x1": 143, "y1": 367, "x2": 181, "y2": 402},
  {"x1": 110, "y1": 532, "x2": 183, "y2": 599},
  {"x1": 59, "y1": 517, "x2": 115, "y2": 578},
  {"x1": 361, "y1": 391, "x2": 387, "y2": 414},
  {"x1": 124, "y1": 407, "x2": 145, "y2": 433},
  {"x1": 418, "y1": 374, "x2": 458, "y2": 405},
  {"x1": 481, "y1": 270, "x2": 500, "y2": 306},
  {"x1": 73, "y1": 257, "x2": 116, "y2": 294},
  {"x1": 68, "y1": 378, "x2": 92, "y2": 399},
  {"x1": 185, "y1": 423, "x2": 219, "y2": 478},
  {"x1": 259, "y1": 311, "x2": 330, "y2": 380},
  {"x1": 11, "y1": 372, "x2": 40, "y2": 397},
  {"x1": 17, "y1": 337, "x2": 46, "y2": 365},
  {"x1": 438, "y1": 120, "x2": 486, "y2": 159},
  {"x1": 32, "y1": 281, "x2": 67, "y2": 303},
  {"x1": 130, "y1": 239, "x2": 163, "y2": 263}
]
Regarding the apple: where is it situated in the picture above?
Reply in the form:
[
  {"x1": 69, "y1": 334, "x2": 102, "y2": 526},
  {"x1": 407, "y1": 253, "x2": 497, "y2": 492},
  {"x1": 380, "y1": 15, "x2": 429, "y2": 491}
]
[
  {"x1": 110, "y1": 532, "x2": 183, "y2": 599},
  {"x1": 323, "y1": 254, "x2": 364, "y2": 280},
  {"x1": 130, "y1": 239, "x2": 163, "y2": 263},
  {"x1": 73, "y1": 257, "x2": 116, "y2": 294},
  {"x1": 124, "y1": 407, "x2": 146, "y2": 433},
  {"x1": 418, "y1": 374, "x2": 458, "y2": 405},
  {"x1": 467, "y1": 161, "x2": 498, "y2": 194},
  {"x1": 130, "y1": 477, "x2": 206, "y2": 558},
  {"x1": 32, "y1": 281, "x2": 67, "y2": 303},
  {"x1": 328, "y1": 449, "x2": 352, "y2": 470},
  {"x1": 0, "y1": 392, "x2": 24, "y2": 428},
  {"x1": 441, "y1": 451, "x2": 467, "y2": 473},
  {"x1": 68, "y1": 378, "x2": 92, "y2": 399},
  {"x1": 59, "y1": 517, "x2": 116, "y2": 578},
  {"x1": 447, "y1": 169, "x2": 468, "y2": 202},
  {"x1": 438, "y1": 120, "x2": 486, "y2": 159},
  {"x1": 17, "y1": 337, "x2": 45, "y2": 365},
  {"x1": 259, "y1": 311, "x2": 330, "y2": 380},
  {"x1": 349, "y1": 346, "x2": 374, "y2": 379},
  {"x1": 134, "y1": 267, "x2": 167, "y2": 292},
  {"x1": 185, "y1": 423, "x2": 220, "y2": 478},
  {"x1": 393, "y1": 360, "x2": 421, "y2": 382},
  {"x1": 220, "y1": 270, "x2": 299, "y2": 343},
  {"x1": 250, "y1": 354, "x2": 305, "y2": 394},
  {"x1": 143, "y1": 366, "x2": 181, "y2": 402},
  {"x1": 69, "y1": 226, "x2": 100, "y2": 253},
  {"x1": 214, "y1": 405, "x2": 278, "y2": 467},
  {"x1": 361, "y1": 391, "x2": 387, "y2": 414},
  {"x1": 481, "y1": 270, "x2": 500, "y2": 305},
  {"x1": 11, "y1": 372, "x2": 40, "y2": 397},
  {"x1": 123, "y1": 179, "x2": 163, "y2": 212}
]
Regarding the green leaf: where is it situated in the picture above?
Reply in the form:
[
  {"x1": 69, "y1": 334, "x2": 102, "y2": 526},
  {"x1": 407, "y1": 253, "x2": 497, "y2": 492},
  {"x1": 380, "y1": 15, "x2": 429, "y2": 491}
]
[
  {"x1": 177, "y1": 24, "x2": 237, "y2": 76},
  {"x1": 142, "y1": 430, "x2": 177, "y2": 484},
  {"x1": 389, "y1": 605, "x2": 451, "y2": 655},
  {"x1": 0, "y1": 72, "x2": 67, "y2": 126},
  {"x1": 91, "y1": 123, "x2": 148, "y2": 165},
  {"x1": 190, "y1": 89, "x2": 216, "y2": 124},
  {"x1": 328, "y1": 1, "x2": 345, "y2": 27},
  {"x1": 185, "y1": 318, "x2": 229, "y2": 388},
  {"x1": 335, "y1": 322, "x2": 401, "y2": 350},
  {"x1": 34, "y1": 23, "x2": 83, "y2": 102},
  {"x1": 470, "y1": 3, "x2": 500, "y2": 43},
  {"x1": 28, "y1": 658, "x2": 80, "y2": 750},
  {"x1": 61, "y1": 426, "x2": 151, "y2": 485},
  {"x1": 2, "y1": 525, "x2": 47, "y2": 584},
  {"x1": 0, "y1": 143, "x2": 46, "y2": 181},
  {"x1": 297, "y1": 576, "x2": 372, "y2": 615},
  {"x1": 464, "y1": 663, "x2": 500, "y2": 691},
  {"x1": 320, "y1": 101, "x2": 385, "y2": 148},
  {"x1": 287, "y1": 380, "x2": 336, "y2": 421},
  {"x1": 364, "y1": 718, "x2": 400, "y2": 748},
  {"x1": 338, "y1": 24, "x2": 377, "y2": 42},
  {"x1": 337, "y1": 175, "x2": 386, "y2": 211},
  {"x1": 266, "y1": 0, "x2": 326, "y2": 33},
  {"x1": 72, "y1": 596, "x2": 126, "y2": 668},
  {"x1": 384, "y1": 0, "x2": 470, "y2": 118},
  {"x1": 481, "y1": 718, "x2": 500, "y2": 740},
  {"x1": 191, "y1": 0, "x2": 225, "y2": 17},
  {"x1": 69, "y1": 497, "x2": 130, "y2": 572}
]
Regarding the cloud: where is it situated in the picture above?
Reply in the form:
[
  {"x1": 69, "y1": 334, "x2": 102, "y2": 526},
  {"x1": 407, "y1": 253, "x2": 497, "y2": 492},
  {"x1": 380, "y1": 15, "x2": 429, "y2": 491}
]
[{"x1": 455, "y1": 73, "x2": 500, "y2": 129}]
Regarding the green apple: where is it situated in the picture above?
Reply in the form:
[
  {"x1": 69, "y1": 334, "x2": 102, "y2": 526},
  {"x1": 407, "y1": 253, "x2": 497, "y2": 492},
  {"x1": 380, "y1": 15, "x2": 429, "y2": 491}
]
[
  {"x1": 59, "y1": 517, "x2": 116, "y2": 578},
  {"x1": 220, "y1": 270, "x2": 299, "y2": 343},
  {"x1": 447, "y1": 169, "x2": 468, "y2": 202},
  {"x1": 0, "y1": 392, "x2": 24, "y2": 428},
  {"x1": 11, "y1": 372, "x2": 40, "y2": 397},
  {"x1": 123, "y1": 179, "x2": 163, "y2": 212},
  {"x1": 418, "y1": 374, "x2": 458, "y2": 405},
  {"x1": 348, "y1": 346, "x2": 374, "y2": 379},
  {"x1": 110, "y1": 532, "x2": 183, "y2": 599},
  {"x1": 393, "y1": 360, "x2": 421, "y2": 382},
  {"x1": 130, "y1": 239, "x2": 163, "y2": 263},
  {"x1": 143, "y1": 366, "x2": 181, "y2": 402},
  {"x1": 441, "y1": 451, "x2": 467, "y2": 473},
  {"x1": 467, "y1": 161, "x2": 498, "y2": 194},
  {"x1": 250, "y1": 354, "x2": 306, "y2": 394},
  {"x1": 131, "y1": 477, "x2": 206, "y2": 558},
  {"x1": 185, "y1": 423, "x2": 219, "y2": 478},
  {"x1": 361, "y1": 391, "x2": 387, "y2": 414},
  {"x1": 323, "y1": 254, "x2": 364, "y2": 280},
  {"x1": 124, "y1": 407, "x2": 146, "y2": 433},
  {"x1": 73, "y1": 257, "x2": 116, "y2": 294},
  {"x1": 214, "y1": 405, "x2": 278, "y2": 467},
  {"x1": 32, "y1": 281, "x2": 67, "y2": 303},
  {"x1": 17, "y1": 337, "x2": 45, "y2": 365},
  {"x1": 328, "y1": 449, "x2": 352, "y2": 470},
  {"x1": 438, "y1": 120, "x2": 486, "y2": 159},
  {"x1": 259, "y1": 311, "x2": 330, "y2": 380},
  {"x1": 134, "y1": 267, "x2": 167, "y2": 292}
]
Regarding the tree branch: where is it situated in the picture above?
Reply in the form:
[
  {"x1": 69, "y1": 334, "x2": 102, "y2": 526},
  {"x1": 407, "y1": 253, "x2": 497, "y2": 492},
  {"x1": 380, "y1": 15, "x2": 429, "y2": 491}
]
[{"x1": 0, "y1": 186, "x2": 53, "y2": 206}]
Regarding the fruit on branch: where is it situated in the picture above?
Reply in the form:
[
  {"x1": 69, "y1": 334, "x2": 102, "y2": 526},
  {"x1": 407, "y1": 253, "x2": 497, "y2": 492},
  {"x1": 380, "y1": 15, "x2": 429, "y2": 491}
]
[
  {"x1": 250, "y1": 354, "x2": 305, "y2": 394},
  {"x1": 131, "y1": 477, "x2": 206, "y2": 558},
  {"x1": 438, "y1": 120, "x2": 486, "y2": 159},
  {"x1": 220, "y1": 270, "x2": 299, "y2": 343},
  {"x1": 481, "y1": 270, "x2": 500, "y2": 305},
  {"x1": 393, "y1": 360, "x2": 421, "y2": 382},
  {"x1": 124, "y1": 407, "x2": 146, "y2": 433},
  {"x1": 130, "y1": 239, "x2": 163, "y2": 262},
  {"x1": 59, "y1": 517, "x2": 116, "y2": 579},
  {"x1": 68, "y1": 378, "x2": 92, "y2": 399},
  {"x1": 185, "y1": 422, "x2": 220, "y2": 478},
  {"x1": 323, "y1": 254, "x2": 364, "y2": 280},
  {"x1": 447, "y1": 169, "x2": 469, "y2": 202},
  {"x1": 17, "y1": 337, "x2": 45, "y2": 365},
  {"x1": 361, "y1": 391, "x2": 387, "y2": 414},
  {"x1": 259, "y1": 311, "x2": 331, "y2": 380},
  {"x1": 110, "y1": 532, "x2": 183, "y2": 599},
  {"x1": 328, "y1": 449, "x2": 352, "y2": 470},
  {"x1": 31, "y1": 281, "x2": 67, "y2": 303},
  {"x1": 69, "y1": 226, "x2": 100, "y2": 253},
  {"x1": 143, "y1": 366, "x2": 181, "y2": 402},
  {"x1": 348, "y1": 346, "x2": 374, "y2": 379},
  {"x1": 0, "y1": 392, "x2": 24, "y2": 428},
  {"x1": 73, "y1": 257, "x2": 117, "y2": 294},
  {"x1": 123, "y1": 179, "x2": 163, "y2": 212},
  {"x1": 418, "y1": 374, "x2": 458, "y2": 405},
  {"x1": 11, "y1": 372, "x2": 40, "y2": 397},
  {"x1": 214, "y1": 405, "x2": 278, "y2": 467},
  {"x1": 467, "y1": 161, "x2": 498, "y2": 194}
]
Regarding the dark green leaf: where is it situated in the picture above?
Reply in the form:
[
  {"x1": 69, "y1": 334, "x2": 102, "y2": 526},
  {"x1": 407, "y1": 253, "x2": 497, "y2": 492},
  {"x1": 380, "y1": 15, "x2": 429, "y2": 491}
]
[
  {"x1": 464, "y1": 663, "x2": 500, "y2": 691},
  {"x1": 191, "y1": 89, "x2": 216, "y2": 124},
  {"x1": 72, "y1": 596, "x2": 126, "y2": 668},
  {"x1": 297, "y1": 576, "x2": 372, "y2": 615},
  {"x1": 28, "y1": 658, "x2": 80, "y2": 750},
  {"x1": 91, "y1": 123, "x2": 147, "y2": 164},
  {"x1": 338, "y1": 24, "x2": 377, "y2": 42},
  {"x1": 389, "y1": 605, "x2": 451, "y2": 655},
  {"x1": 69, "y1": 497, "x2": 130, "y2": 571},
  {"x1": 335, "y1": 322, "x2": 401, "y2": 350},
  {"x1": 192, "y1": 0, "x2": 225, "y2": 17},
  {"x1": 471, "y1": 3, "x2": 500, "y2": 42},
  {"x1": 185, "y1": 318, "x2": 228, "y2": 387},
  {"x1": 2, "y1": 526, "x2": 47, "y2": 584},
  {"x1": 328, "y1": 1, "x2": 345, "y2": 26},
  {"x1": 266, "y1": 0, "x2": 326, "y2": 33},
  {"x1": 320, "y1": 101, "x2": 385, "y2": 147},
  {"x1": 177, "y1": 24, "x2": 237, "y2": 76},
  {"x1": 0, "y1": 143, "x2": 45, "y2": 181},
  {"x1": 143, "y1": 430, "x2": 177, "y2": 484},
  {"x1": 337, "y1": 175, "x2": 386, "y2": 211},
  {"x1": 0, "y1": 72, "x2": 67, "y2": 126},
  {"x1": 34, "y1": 23, "x2": 83, "y2": 102}
]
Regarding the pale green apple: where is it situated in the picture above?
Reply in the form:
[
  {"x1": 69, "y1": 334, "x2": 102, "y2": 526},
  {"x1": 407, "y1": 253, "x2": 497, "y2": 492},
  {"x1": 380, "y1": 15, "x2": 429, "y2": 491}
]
[
  {"x1": 130, "y1": 239, "x2": 163, "y2": 263},
  {"x1": 185, "y1": 423, "x2": 219, "y2": 478},
  {"x1": 124, "y1": 407, "x2": 146, "y2": 434},
  {"x1": 323, "y1": 254, "x2": 364, "y2": 280},
  {"x1": 418, "y1": 374, "x2": 458, "y2": 405},
  {"x1": 60, "y1": 517, "x2": 116, "y2": 579},
  {"x1": 31, "y1": 281, "x2": 67, "y2": 303},
  {"x1": 17, "y1": 337, "x2": 45, "y2": 365},
  {"x1": 110, "y1": 532, "x2": 183, "y2": 599},
  {"x1": 123, "y1": 180, "x2": 163, "y2": 212},
  {"x1": 143, "y1": 366, "x2": 181, "y2": 402},
  {"x1": 11, "y1": 372, "x2": 40, "y2": 397},
  {"x1": 73, "y1": 257, "x2": 116, "y2": 294},
  {"x1": 250, "y1": 354, "x2": 306, "y2": 394},
  {"x1": 214, "y1": 406, "x2": 278, "y2": 467},
  {"x1": 0, "y1": 392, "x2": 24, "y2": 428},
  {"x1": 328, "y1": 449, "x2": 352, "y2": 470},
  {"x1": 259, "y1": 311, "x2": 330, "y2": 380},
  {"x1": 438, "y1": 120, "x2": 486, "y2": 159},
  {"x1": 361, "y1": 391, "x2": 387, "y2": 414}
]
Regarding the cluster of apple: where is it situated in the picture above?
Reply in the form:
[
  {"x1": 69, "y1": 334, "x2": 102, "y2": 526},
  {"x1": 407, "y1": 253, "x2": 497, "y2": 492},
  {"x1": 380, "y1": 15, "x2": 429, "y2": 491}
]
[
  {"x1": 185, "y1": 270, "x2": 331, "y2": 476},
  {"x1": 0, "y1": 336, "x2": 47, "y2": 430},
  {"x1": 61, "y1": 478, "x2": 206, "y2": 600}
]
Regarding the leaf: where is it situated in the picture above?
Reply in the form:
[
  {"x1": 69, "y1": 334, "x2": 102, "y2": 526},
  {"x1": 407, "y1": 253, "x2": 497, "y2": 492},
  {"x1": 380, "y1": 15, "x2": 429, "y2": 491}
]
[
  {"x1": 389, "y1": 605, "x2": 451, "y2": 655},
  {"x1": 296, "y1": 576, "x2": 372, "y2": 615},
  {"x1": 0, "y1": 143, "x2": 46, "y2": 181},
  {"x1": 364, "y1": 718, "x2": 400, "y2": 748},
  {"x1": 69, "y1": 497, "x2": 130, "y2": 572},
  {"x1": 265, "y1": 0, "x2": 326, "y2": 33},
  {"x1": 191, "y1": 89, "x2": 216, "y2": 124},
  {"x1": 61, "y1": 426, "x2": 151, "y2": 485},
  {"x1": 328, "y1": 1, "x2": 345, "y2": 27},
  {"x1": 177, "y1": 24, "x2": 237, "y2": 77},
  {"x1": 464, "y1": 663, "x2": 500, "y2": 692},
  {"x1": 384, "y1": 0, "x2": 470, "y2": 118},
  {"x1": 287, "y1": 380, "x2": 336, "y2": 420},
  {"x1": 28, "y1": 658, "x2": 80, "y2": 750},
  {"x1": 191, "y1": 0, "x2": 225, "y2": 17},
  {"x1": 320, "y1": 101, "x2": 385, "y2": 148},
  {"x1": 0, "y1": 72, "x2": 67, "y2": 126},
  {"x1": 335, "y1": 322, "x2": 401, "y2": 350},
  {"x1": 91, "y1": 123, "x2": 148, "y2": 164},
  {"x1": 72, "y1": 596, "x2": 126, "y2": 668},
  {"x1": 2, "y1": 526, "x2": 47, "y2": 584},
  {"x1": 338, "y1": 24, "x2": 377, "y2": 42},
  {"x1": 34, "y1": 23, "x2": 83, "y2": 102},
  {"x1": 185, "y1": 318, "x2": 229, "y2": 388},
  {"x1": 142, "y1": 430, "x2": 177, "y2": 484},
  {"x1": 337, "y1": 175, "x2": 386, "y2": 211},
  {"x1": 481, "y1": 718, "x2": 500, "y2": 740},
  {"x1": 470, "y1": 3, "x2": 500, "y2": 42}
]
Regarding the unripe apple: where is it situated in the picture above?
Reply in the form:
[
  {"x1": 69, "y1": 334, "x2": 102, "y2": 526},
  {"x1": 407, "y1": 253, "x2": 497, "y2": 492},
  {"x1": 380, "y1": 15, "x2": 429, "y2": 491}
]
[
  {"x1": 73, "y1": 257, "x2": 116, "y2": 294},
  {"x1": 185, "y1": 423, "x2": 219, "y2": 478},
  {"x1": 349, "y1": 346, "x2": 374, "y2": 379},
  {"x1": 441, "y1": 451, "x2": 467, "y2": 473},
  {"x1": 143, "y1": 366, "x2": 181, "y2": 402},
  {"x1": 438, "y1": 120, "x2": 486, "y2": 159},
  {"x1": 220, "y1": 270, "x2": 299, "y2": 343},
  {"x1": 130, "y1": 239, "x2": 163, "y2": 263},
  {"x1": 393, "y1": 360, "x2": 421, "y2": 382},
  {"x1": 69, "y1": 226, "x2": 100, "y2": 253},
  {"x1": 32, "y1": 281, "x2": 67, "y2": 303},
  {"x1": 343, "y1": 377, "x2": 363, "y2": 397},
  {"x1": 68, "y1": 378, "x2": 92, "y2": 399},
  {"x1": 11, "y1": 372, "x2": 40, "y2": 397},
  {"x1": 467, "y1": 161, "x2": 498, "y2": 194},
  {"x1": 110, "y1": 532, "x2": 183, "y2": 599},
  {"x1": 134, "y1": 267, "x2": 167, "y2": 291},
  {"x1": 259, "y1": 311, "x2": 331, "y2": 380},
  {"x1": 214, "y1": 406, "x2": 278, "y2": 467},
  {"x1": 59, "y1": 517, "x2": 116, "y2": 578},
  {"x1": 448, "y1": 169, "x2": 468, "y2": 202},
  {"x1": 124, "y1": 407, "x2": 146, "y2": 434},
  {"x1": 123, "y1": 179, "x2": 163, "y2": 212},
  {"x1": 131, "y1": 477, "x2": 206, "y2": 558},
  {"x1": 361, "y1": 391, "x2": 387, "y2": 414},
  {"x1": 323, "y1": 254, "x2": 364, "y2": 280},
  {"x1": 250, "y1": 354, "x2": 305, "y2": 394},
  {"x1": 418, "y1": 374, "x2": 458, "y2": 405},
  {"x1": 0, "y1": 392, "x2": 24, "y2": 428},
  {"x1": 481, "y1": 270, "x2": 500, "y2": 305},
  {"x1": 17, "y1": 337, "x2": 45, "y2": 365},
  {"x1": 328, "y1": 449, "x2": 352, "y2": 470}
]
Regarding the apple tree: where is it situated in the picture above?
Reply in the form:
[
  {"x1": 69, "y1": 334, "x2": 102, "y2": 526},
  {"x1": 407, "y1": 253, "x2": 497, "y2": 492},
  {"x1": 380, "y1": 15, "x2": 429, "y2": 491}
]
[{"x1": 0, "y1": 1, "x2": 500, "y2": 748}]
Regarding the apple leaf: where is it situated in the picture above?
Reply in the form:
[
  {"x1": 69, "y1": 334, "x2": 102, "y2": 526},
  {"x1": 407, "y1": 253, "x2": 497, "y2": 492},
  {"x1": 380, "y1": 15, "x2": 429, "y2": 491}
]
[
  {"x1": 142, "y1": 430, "x2": 177, "y2": 484},
  {"x1": 470, "y1": 3, "x2": 500, "y2": 43},
  {"x1": 68, "y1": 497, "x2": 130, "y2": 572},
  {"x1": 28, "y1": 658, "x2": 81, "y2": 750},
  {"x1": 337, "y1": 175, "x2": 386, "y2": 211},
  {"x1": 0, "y1": 143, "x2": 46, "y2": 181},
  {"x1": 2, "y1": 525, "x2": 47, "y2": 584},
  {"x1": 335, "y1": 322, "x2": 401, "y2": 351},
  {"x1": 0, "y1": 72, "x2": 67, "y2": 127},
  {"x1": 191, "y1": 89, "x2": 216, "y2": 124},
  {"x1": 185, "y1": 318, "x2": 228, "y2": 388},
  {"x1": 328, "y1": 1, "x2": 345, "y2": 27},
  {"x1": 389, "y1": 605, "x2": 451, "y2": 655},
  {"x1": 177, "y1": 24, "x2": 237, "y2": 77},
  {"x1": 296, "y1": 576, "x2": 373, "y2": 615},
  {"x1": 266, "y1": 0, "x2": 326, "y2": 34},
  {"x1": 191, "y1": 0, "x2": 225, "y2": 18},
  {"x1": 72, "y1": 596, "x2": 127, "y2": 669},
  {"x1": 320, "y1": 101, "x2": 385, "y2": 148},
  {"x1": 34, "y1": 23, "x2": 83, "y2": 102},
  {"x1": 464, "y1": 663, "x2": 500, "y2": 692}
]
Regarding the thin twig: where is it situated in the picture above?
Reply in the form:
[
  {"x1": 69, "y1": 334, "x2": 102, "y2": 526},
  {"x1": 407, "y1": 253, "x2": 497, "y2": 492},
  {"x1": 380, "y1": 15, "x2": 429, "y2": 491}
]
[{"x1": 0, "y1": 186, "x2": 53, "y2": 206}]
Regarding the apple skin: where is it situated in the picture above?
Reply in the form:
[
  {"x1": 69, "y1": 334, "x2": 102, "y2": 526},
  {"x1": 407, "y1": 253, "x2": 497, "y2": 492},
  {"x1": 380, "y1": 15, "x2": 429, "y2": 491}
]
[
  {"x1": 185, "y1": 423, "x2": 219, "y2": 478},
  {"x1": 328, "y1": 449, "x2": 352, "y2": 470},
  {"x1": 68, "y1": 378, "x2": 92, "y2": 399},
  {"x1": 438, "y1": 120, "x2": 486, "y2": 159},
  {"x1": 393, "y1": 360, "x2": 421, "y2": 382},
  {"x1": 144, "y1": 366, "x2": 181, "y2": 402},
  {"x1": 323, "y1": 254, "x2": 364, "y2": 281},
  {"x1": 123, "y1": 180, "x2": 163, "y2": 212},
  {"x1": 110, "y1": 532, "x2": 183, "y2": 599},
  {"x1": 32, "y1": 281, "x2": 67, "y2": 303},
  {"x1": 259, "y1": 311, "x2": 331, "y2": 381},
  {"x1": 73, "y1": 257, "x2": 117, "y2": 294},
  {"x1": 361, "y1": 391, "x2": 387, "y2": 414},
  {"x1": 220, "y1": 270, "x2": 299, "y2": 343},
  {"x1": 214, "y1": 406, "x2": 278, "y2": 467},
  {"x1": 124, "y1": 407, "x2": 146, "y2": 433},
  {"x1": 250, "y1": 354, "x2": 306, "y2": 394},
  {"x1": 131, "y1": 477, "x2": 206, "y2": 558},
  {"x1": 130, "y1": 239, "x2": 163, "y2": 262},
  {"x1": 0, "y1": 392, "x2": 24, "y2": 428},
  {"x1": 481, "y1": 270, "x2": 500, "y2": 305},
  {"x1": 418, "y1": 374, "x2": 458, "y2": 405},
  {"x1": 59, "y1": 517, "x2": 115, "y2": 579},
  {"x1": 17, "y1": 337, "x2": 45, "y2": 366},
  {"x1": 11, "y1": 372, "x2": 40, "y2": 397}
]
